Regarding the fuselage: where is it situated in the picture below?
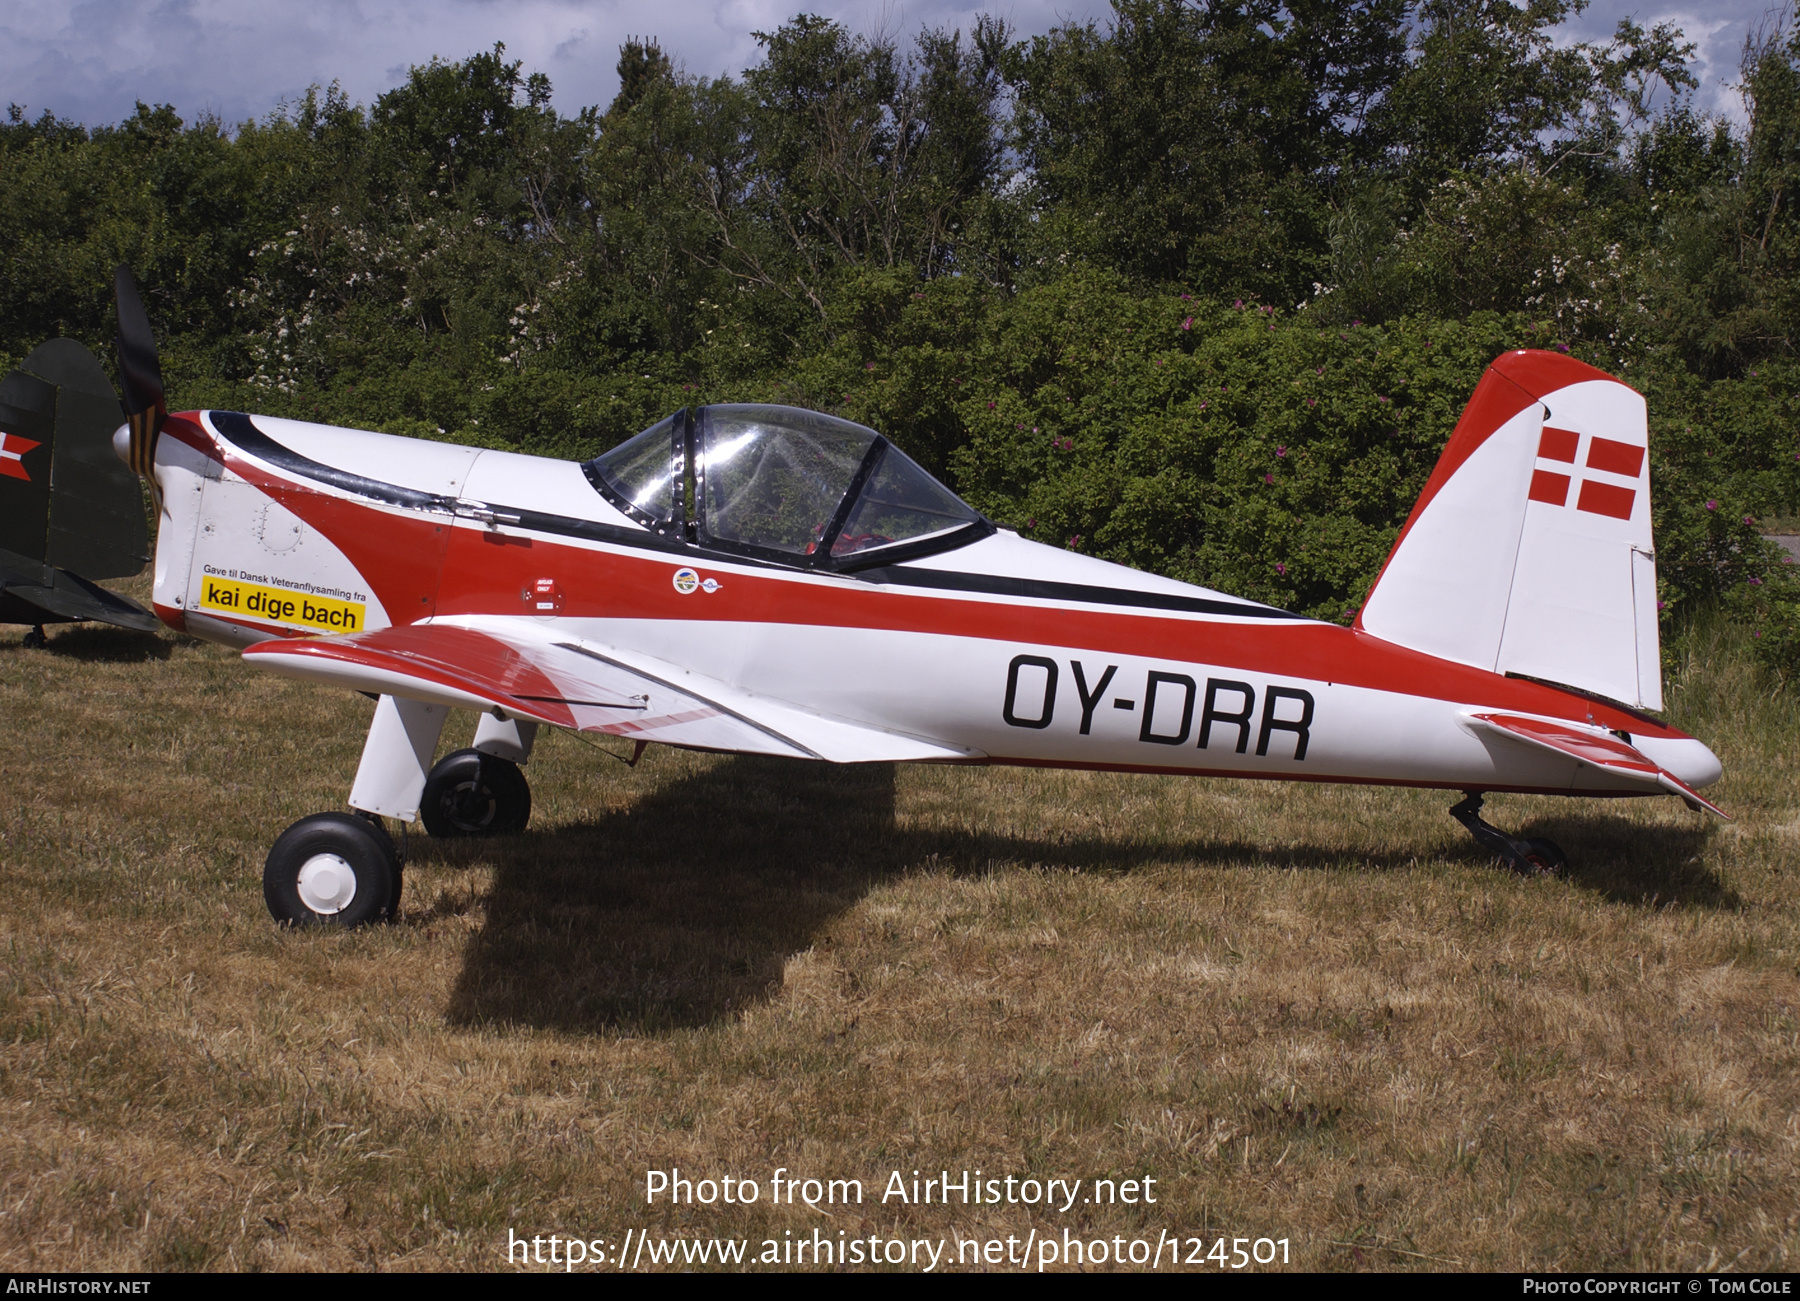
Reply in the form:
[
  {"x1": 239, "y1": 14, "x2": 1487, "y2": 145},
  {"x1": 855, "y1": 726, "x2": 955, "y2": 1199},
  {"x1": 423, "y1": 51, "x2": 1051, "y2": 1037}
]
[{"x1": 145, "y1": 409, "x2": 1723, "y2": 800}]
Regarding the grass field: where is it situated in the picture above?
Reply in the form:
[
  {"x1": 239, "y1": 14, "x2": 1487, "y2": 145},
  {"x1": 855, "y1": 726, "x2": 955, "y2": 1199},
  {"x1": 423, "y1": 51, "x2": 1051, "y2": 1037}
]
[{"x1": 1, "y1": 585, "x2": 1796, "y2": 1272}]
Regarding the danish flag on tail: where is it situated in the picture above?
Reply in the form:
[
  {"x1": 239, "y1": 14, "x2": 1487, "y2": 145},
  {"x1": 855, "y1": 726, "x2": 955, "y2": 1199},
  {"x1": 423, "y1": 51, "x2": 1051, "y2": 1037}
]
[
  {"x1": 1358, "y1": 351, "x2": 1661, "y2": 712},
  {"x1": 0, "y1": 429, "x2": 38, "y2": 481}
]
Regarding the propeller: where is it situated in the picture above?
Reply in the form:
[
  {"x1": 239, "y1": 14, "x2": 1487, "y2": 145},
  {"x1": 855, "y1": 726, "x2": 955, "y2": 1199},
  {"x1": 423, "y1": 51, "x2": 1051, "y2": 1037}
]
[{"x1": 113, "y1": 265, "x2": 166, "y2": 507}]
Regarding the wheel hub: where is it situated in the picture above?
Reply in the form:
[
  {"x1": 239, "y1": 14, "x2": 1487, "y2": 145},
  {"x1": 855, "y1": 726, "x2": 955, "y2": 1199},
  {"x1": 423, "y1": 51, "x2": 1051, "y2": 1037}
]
[
  {"x1": 448, "y1": 779, "x2": 495, "y2": 829},
  {"x1": 296, "y1": 852, "x2": 358, "y2": 914}
]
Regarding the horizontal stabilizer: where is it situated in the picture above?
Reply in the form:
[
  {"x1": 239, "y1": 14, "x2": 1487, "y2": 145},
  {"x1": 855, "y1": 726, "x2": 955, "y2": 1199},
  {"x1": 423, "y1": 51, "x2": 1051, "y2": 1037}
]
[
  {"x1": 243, "y1": 620, "x2": 981, "y2": 765},
  {"x1": 1463, "y1": 712, "x2": 1727, "y2": 818},
  {"x1": 0, "y1": 546, "x2": 158, "y2": 632}
]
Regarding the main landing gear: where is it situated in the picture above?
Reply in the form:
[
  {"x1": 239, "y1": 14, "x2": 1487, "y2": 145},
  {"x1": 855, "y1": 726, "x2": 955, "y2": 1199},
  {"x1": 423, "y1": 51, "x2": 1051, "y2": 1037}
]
[
  {"x1": 421, "y1": 748, "x2": 531, "y2": 837},
  {"x1": 264, "y1": 812, "x2": 401, "y2": 927},
  {"x1": 1449, "y1": 792, "x2": 1567, "y2": 876},
  {"x1": 262, "y1": 698, "x2": 536, "y2": 926}
]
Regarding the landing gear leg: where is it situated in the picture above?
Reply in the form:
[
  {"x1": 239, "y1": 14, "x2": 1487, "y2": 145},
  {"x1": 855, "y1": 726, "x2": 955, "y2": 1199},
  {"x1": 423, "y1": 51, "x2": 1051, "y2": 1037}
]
[
  {"x1": 472, "y1": 712, "x2": 537, "y2": 765},
  {"x1": 21, "y1": 624, "x2": 46, "y2": 648},
  {"x1": 263, "y1": 694, "x2": 448, "y2": 927},
  {"x1": 1449, "y1": 792, "x2": 1567, "y2": 876}
]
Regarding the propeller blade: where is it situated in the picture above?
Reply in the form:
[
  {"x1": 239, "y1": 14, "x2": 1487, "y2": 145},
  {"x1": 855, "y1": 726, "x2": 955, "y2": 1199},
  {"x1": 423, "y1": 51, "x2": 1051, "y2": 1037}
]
[{"x1": 113, "y1": 265, "x2": 166, "y2": 483}]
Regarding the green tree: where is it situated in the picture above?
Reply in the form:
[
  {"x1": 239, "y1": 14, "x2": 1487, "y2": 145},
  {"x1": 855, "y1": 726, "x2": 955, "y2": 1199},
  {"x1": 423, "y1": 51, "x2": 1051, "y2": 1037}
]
[{"x1": 1007, "y1": 0, "x2": 1409, "y2": 300}]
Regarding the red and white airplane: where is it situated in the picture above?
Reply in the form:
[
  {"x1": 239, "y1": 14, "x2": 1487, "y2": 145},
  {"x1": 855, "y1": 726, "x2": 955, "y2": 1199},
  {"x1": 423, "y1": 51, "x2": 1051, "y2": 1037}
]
[{"x1": 108, "y1": 269, "x2": 1723, "y2": 927}]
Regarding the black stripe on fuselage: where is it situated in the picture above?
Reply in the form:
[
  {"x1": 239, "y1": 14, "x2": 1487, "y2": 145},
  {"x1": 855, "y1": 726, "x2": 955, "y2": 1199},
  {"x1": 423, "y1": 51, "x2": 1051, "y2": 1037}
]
[
  {"x1": 854, "y1": 566, "x2": 1311, "y2": 621},
  {"x1": 207, "y1": 410, "x2": 697, "y2": 556},
  {"x1": 208, "y1": 411, "x2": 454, "y2": 512},
  {"x1": 205, "y1": 411, "x2": 1309, "y2": 625}
]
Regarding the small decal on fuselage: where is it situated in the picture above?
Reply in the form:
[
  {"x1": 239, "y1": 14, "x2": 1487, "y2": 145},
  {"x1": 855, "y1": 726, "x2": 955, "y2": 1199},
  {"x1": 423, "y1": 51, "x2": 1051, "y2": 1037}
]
[
  {"x1": 1003, "y1": 654, "x2": 1316, "y2": 760},
  {"x1": 672, "y1": 567, "x2": 721, "y2": 595}
]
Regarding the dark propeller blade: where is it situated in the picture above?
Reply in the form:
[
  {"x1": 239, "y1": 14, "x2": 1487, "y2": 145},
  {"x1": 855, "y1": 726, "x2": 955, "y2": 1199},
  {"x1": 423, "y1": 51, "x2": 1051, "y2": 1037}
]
[{"x1": 112, "y1": 265, "x2": 166, "y2": 484}]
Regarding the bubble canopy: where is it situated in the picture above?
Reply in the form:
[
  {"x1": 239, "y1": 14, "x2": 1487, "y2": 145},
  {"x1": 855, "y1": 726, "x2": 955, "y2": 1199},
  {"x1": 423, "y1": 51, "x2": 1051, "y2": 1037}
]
[{"x1": 585, "y1": 405, "x2": 991, "y2": 568}]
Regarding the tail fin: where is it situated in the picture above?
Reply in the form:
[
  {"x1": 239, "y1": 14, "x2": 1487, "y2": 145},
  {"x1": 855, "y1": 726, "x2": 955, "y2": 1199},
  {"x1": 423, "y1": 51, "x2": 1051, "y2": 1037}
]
[
  {"x1": 0, "y1": 339, "x2": 150, "y2": 579},
  {"x1": 1357, "y1": 350, "x2": 1660, "y2": 712},
  {"x1": 0, "y1": 339, "x2": 156, "y2": 633}
]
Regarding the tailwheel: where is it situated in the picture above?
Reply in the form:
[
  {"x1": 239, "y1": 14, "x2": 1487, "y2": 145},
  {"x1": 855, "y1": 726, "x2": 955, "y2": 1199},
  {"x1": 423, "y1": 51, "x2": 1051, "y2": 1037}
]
[
  {"x1": 420, "y1": 748, "x2": 531, "y2": 837},
  {"x1": 1520, "y1": 837, "x2": 1568, "y2": 876},
  {"x1": 264, "y1": 811, "x2": 402, "y2": 927},
  {"x1": 1448, "y1": 793, "x2": 1567, "y2": 877}
]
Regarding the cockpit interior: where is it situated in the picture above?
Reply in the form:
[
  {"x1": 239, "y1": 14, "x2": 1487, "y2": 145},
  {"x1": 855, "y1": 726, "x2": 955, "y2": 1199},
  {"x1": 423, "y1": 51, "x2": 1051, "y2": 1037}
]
[{"x1": 585, "y1": 404, "x2": 991, "y2": 569}]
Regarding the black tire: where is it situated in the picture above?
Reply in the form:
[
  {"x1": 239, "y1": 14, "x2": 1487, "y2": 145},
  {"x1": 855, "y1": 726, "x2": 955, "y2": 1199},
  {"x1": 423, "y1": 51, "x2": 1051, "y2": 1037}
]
[
  {"x1": 264, "y1": 812, "x2": 401, "y2": 927},
  {"x1": 354, "y1": 813, "x2": 405, "y2": 916},
  {"x1": 1521, "y1": 837, "x2": 1568, "y2": 876},
  {"x1": 420, "y1": 748, "x2": 531, "y2": 837}
]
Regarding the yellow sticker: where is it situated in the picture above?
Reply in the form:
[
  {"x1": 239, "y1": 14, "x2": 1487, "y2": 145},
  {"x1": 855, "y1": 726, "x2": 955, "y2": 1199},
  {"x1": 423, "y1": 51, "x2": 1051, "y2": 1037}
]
[{"x1": 199, "y1": 576, "x2": 366, "y2": 633}]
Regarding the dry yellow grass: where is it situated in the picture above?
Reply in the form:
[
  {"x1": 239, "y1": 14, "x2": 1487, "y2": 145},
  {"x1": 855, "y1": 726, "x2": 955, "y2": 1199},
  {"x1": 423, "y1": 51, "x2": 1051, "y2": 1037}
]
[{"x1": 0, "y1": 587, "x2": 1796, "y2": 1271}]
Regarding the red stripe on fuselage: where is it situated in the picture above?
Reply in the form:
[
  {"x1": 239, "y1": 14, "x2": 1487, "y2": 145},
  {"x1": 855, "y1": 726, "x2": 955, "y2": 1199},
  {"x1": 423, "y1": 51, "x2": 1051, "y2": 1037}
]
[
  {"x1": 162, "y1": 414, "x2": 219, "y2": 460},
  {"x1": 438, "y1": 526, "x2": 1683, "y2": 739},
  {"x1": 177, "y1": 411, "x2": 451, "y2": 625},
  {"x1": 191, "y1": 413, "x2": 1690, "y2": 744}
]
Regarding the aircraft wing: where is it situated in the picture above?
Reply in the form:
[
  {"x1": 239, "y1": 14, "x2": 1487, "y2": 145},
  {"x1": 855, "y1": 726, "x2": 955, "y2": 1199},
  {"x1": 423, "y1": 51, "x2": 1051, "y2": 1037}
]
[
  {"x1": 241, "y1": 621, "x2": 981, "y2": 764},
  {"x1": 1463, "y1": 712, "x2": 1728, "y2": 818}
]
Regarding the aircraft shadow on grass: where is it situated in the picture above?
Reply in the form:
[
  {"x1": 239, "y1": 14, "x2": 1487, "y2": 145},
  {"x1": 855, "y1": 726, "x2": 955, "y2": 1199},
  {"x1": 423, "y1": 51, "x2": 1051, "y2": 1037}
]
[
  {"x1": 433, "y1": 755, "x2": 1726, "y2": 1035},
  {"x1": 13, "y1": 623, "x2": 172, "y2": 662}
]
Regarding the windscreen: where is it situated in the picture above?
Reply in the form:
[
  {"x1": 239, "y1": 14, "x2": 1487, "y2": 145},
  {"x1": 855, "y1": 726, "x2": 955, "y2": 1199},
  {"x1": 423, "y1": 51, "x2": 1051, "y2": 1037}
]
[
  {"x1": 699, "y1": 405, "x2": 877, "y2": 555},
  {"x1": 587, "y1": 414, "x2": 679, "y2": 522},
  {"x1": 832, "y1": 443, "x2": 983, "y2": 558}
]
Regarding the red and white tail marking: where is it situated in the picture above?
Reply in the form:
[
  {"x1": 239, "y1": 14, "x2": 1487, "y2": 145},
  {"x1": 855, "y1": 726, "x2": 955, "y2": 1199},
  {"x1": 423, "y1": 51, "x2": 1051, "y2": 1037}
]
[
  {"x1": 1497, "y1": 372, "x2": 1657, "y2": 712},
  {"x1": 1529, "y1": 426, "x2": 1645, "y2": 519},
  {"x1": 1360, "y1": 352, "x2": 1663, "y2": 713},
  {"x1": 0, "y1": 430, "x2": 38, "y2": 481}
]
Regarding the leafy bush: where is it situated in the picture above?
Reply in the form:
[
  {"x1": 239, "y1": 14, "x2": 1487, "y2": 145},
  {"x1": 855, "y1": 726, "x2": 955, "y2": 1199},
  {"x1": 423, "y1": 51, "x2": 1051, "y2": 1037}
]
[{"x1": 12, "y1": 14, "x2": 1800, "y2": 683}]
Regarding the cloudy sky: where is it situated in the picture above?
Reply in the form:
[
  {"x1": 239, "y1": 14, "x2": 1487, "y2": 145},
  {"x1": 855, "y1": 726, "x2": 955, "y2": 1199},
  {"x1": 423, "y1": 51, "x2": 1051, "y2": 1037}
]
[{"x1": 0, "y1": 0, "x2": 1785, "y2": 131}]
